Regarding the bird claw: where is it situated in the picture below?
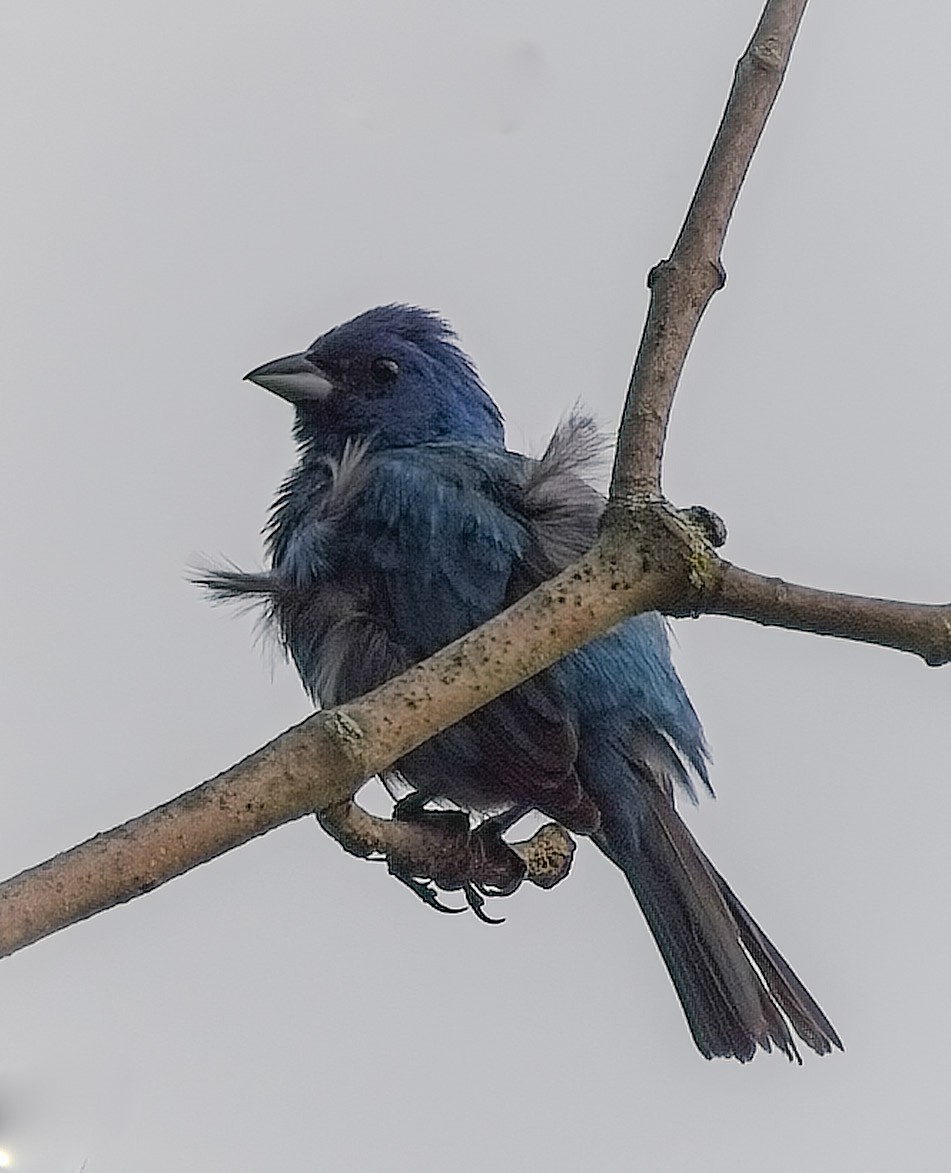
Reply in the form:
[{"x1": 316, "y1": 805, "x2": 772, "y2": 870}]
[
  {"x1": 391, "y1": 871, "x2": 506, "y2": 922},
  {"x1": 386, "y1": 802, "x2": 520, "y2": 919},
  {"x1": 393, "y1": 872, "x2": 467, "y2": 915},
  {"x1": 463, "y1": 883, "x2": 506, "y2": 925}
]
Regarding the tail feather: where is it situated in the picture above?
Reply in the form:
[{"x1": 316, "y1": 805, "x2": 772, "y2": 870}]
[
  {"x1": 710, "y1": 867, "x2": 843, "y2": 1056},
  {"x1": 594, "y1": 780, "x2": 841, "y2": 1062}
]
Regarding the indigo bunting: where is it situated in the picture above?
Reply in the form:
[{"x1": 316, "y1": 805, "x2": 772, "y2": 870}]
[{"x1": 202, "y1": 304, "x2": 841, "y2": 1063}]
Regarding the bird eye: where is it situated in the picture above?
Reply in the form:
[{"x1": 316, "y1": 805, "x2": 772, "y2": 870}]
[{"x1": 370, "y1": 357, "x2": 400, "y2": 384}]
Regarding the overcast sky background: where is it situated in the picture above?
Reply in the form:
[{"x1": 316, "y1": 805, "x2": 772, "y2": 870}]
[{"x1": 2, "y1": 1, "x2": 950, "y2": 1169}]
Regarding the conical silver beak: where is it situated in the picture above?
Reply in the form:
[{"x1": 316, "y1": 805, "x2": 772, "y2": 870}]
[{"x1": 244, "y1": 352, "x2": 335, "y2": 403}]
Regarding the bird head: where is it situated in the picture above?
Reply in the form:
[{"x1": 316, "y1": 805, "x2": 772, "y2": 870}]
[{"x1": 244, "y1": 305, "x2": 505, "y2": 453}]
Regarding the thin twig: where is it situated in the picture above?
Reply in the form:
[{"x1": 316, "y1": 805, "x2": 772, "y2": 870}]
[
  {"x1": 610, "y1": 0, "x2": 808, "y2": 503},
  {"x1": 697, "y1": 561, "x2": 951, "y2": 665}
]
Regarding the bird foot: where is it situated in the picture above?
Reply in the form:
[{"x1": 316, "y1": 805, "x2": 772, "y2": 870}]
[{"x1": 387, "y1": 797, "x2": 527, "y2": 922}]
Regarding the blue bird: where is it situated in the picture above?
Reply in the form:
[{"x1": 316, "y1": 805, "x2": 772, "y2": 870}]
[{"x1": 202, "y1": 304, "x2": 842, "y2": 1063}]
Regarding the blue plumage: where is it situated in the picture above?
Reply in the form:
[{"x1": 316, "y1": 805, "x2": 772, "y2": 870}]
[{"x1": 202, "y1": 304, "x2": 841, "y2": 1063}]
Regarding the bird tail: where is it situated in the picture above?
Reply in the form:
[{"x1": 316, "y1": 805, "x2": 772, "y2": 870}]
[{"x1": 592, "y1": 768, "x2": 842, "y2": 1063}]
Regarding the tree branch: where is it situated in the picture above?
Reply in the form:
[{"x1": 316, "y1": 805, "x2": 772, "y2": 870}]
[
  {"x1": 317, "y1": 802, "x2": 576, "y2": 896},
  {"x1": 610, "y1": 0, "x2": 808, "y2": 503},
  {"x1": 697, "y1": 561, "x2": 951, "y2": 665},
  {"x1": 0, "y1": 534, "x2": 680, "y2": 959}
]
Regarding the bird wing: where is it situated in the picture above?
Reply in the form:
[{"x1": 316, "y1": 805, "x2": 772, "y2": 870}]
[{"x1": 341, "y1": 421, "x2": 603, "y2": 830}]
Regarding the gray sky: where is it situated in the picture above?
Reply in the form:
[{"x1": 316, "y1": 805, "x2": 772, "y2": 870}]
[{"x1": 2, "y1": 1, "x2": 950, "y2": 1169}]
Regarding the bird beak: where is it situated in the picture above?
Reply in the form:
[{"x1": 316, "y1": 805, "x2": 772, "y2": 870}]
[{"x1": 244, "y1": 352, "x2": 335, "y2": 403}]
